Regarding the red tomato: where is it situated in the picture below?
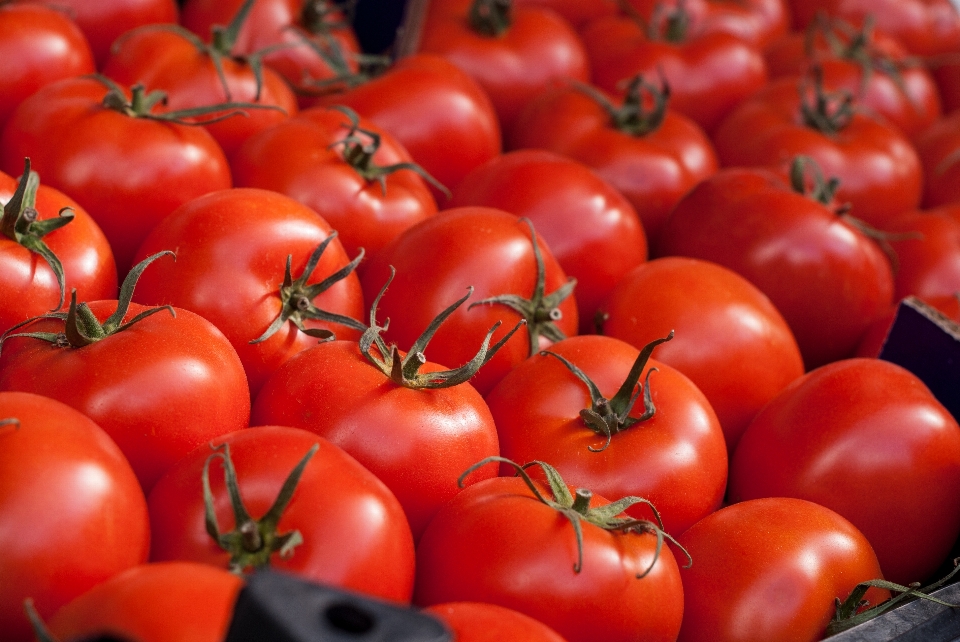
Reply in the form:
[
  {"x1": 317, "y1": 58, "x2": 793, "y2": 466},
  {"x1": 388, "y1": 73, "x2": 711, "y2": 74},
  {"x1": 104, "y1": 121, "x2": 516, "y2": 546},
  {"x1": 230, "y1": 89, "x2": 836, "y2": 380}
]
[
  {"x1": 676, "y1": 497, "x2": 889, "y2": 642},
  {"x1": 102, "y1": 24, "x2": 298, "y2": 159},
  {"x1": 931, "y1": 57, "x2": 960, "y2": 113},
  {"x1": 414, "y1": 460, "x2": 685, "y2": 642},
  {"x1": 580, "y1": 8, "x2": 768, "y2": 132},
  {"x1": 0, "y1": 4, "x2": 94, "y2": 133},
  {"x1": 360, "y1": 207, "x2": 578, "y2": 395},
  {"x1": 596, "y1": 257, "x2": 803, "y2": 451},
  {"x1": 627, "y1": 0, "x2": 790, "y2": 50},
  {"x1": 0, "y1": 161, "x2": 117, "y2": 334},
  {"x1": 507, "y1": 78, "x2": 718, "y2": 248},
  {"x1": 914, "y1": 109, "x2": 960, "y2": 208},
  {"x1": 424, "y1": 602, "x2": 569, "y2": 642},
  {"x1": 0, "y1": 391, "x2": 149, "y2": 642},
  {"x1": 856, "y1": 294, "x2": 960, "y2": 357},
  {"x1": 486, "y1": 333, "x2": 729, "y2": 535},
  {"x1": 251, "y1": 339, "x2": 501, "y2": 539},
  {"x1": 712, "y1": 73, "x2": 924, "y2": 229},
  {"x1": 46, "y1": 562, "x2": 243, "y2": 642},
  {"x1": 417, "y1": 0, "x2": 590, "y2": 133},
  {"x1": 790, "y1": 0, "x2": 960, "y2": 58},
  {"x1": 0, "y1": 76, "x2": 232, "y2": 276},
  {"x1": 0, "y1": 256, "x2": 250, "y2": 492},
  {"x1": 131, "y1": 187, "x2": 365, "y2": 398},
  {"x1": 656, "y1": 165, "x2": 895, "y2": 369},
  {"x1": 728, "y1": 358, "x2": 960, "y2": 584},
  {"x1": 11, "y1": 0, "x2": 179, "y2": 67},
  {"x1": 308, "y1": 54, "x2": 501, "y2": 198},
  {"x1": 180, "y1": 0, "x2": 362, "y2": 99},
  {"x1": 232, "y1": 106, "x2": 438, "y2": 259},
  {"x1": 515, "y1": 0, "x2": 618, "y2": 29},
  {"x1": 450, "y1": 149, "x2": 647, "y2": 333},
  {"x1": 148, "y1": 426, "x2": 415, "y2": 603},
  {"x1": 884, "y1": 204, "x2": 960, "y2": 301},
  {"x1": 764, "y1": 19, "x2": 942, "y2": 139}
]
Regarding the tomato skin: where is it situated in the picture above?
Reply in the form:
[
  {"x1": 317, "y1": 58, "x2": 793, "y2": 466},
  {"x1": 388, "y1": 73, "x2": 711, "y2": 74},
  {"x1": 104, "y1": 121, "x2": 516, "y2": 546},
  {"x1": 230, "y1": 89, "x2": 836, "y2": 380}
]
[
  {"x1": 417, "y1": 0, "x2": 590, "y2": 133},
  {"x1": 676, "y1": 497, "x2": 889, "y2": 642},
  {"x1": 47, "y1": 562, "x2": 243, "y2": 642},
  {"x1": 131, "y1": 187, "x2": 364, "y2": 398},
  {"x1": 856, "y1": 294, "x2": 960, "y2": 358},
  {"x1": 712, "y1": 76, "x2": 924, "y2": 229},
  {"x1": 728, "y1": 358, "x2": 960, "y2": 585},
  {"x1": 232, "y1": 107, "x2": 438, "y2": 259},
  {"x1": 148, "y1": 426, "x2": 415, "y2": 603},
  {"x1": 424, "y1": 602, "x2": 568, "y2": 642},
  {"x1": 414, "y1": 475, "x2": 685, "y2": 642},
  {"x1": 508, "y1": 83, "x2": 718, "y2": 249},
  {"x1": 596, "y1": 257, "x2": 803, "y2": 452},
  {"x1": 310, "y1": 54, "x2": 502, "y2": 198},
  {"x1": 251, "y1": 340, "x2": 500, "y2": 539},
  {"x1": 0, "y1": 4, "x2": 94, "y2": 133},
  {"x1": 486, "y1": 334, "x2": 728, "y2": 535},
  {"x1": 0, "y1": 76, "x2": 232, "y2": 276},
  {"x1": 883, "y1": 205, "x2": 960, "y2": 301},
  {"x1": 656, "y1": 167, "x2": 895, "y2": 369},
  {"x1": 450, "y1": 149, "x2": 646, "y2": 334},
  {"x1": 0, "y1": 170, "x2": 117, "y2": 334},
  {"x1": 102, "y1": 26, "x2": 298, "y2": 159},
  {"x1": 915, "y1": 110, "x2": 960, "y2": 208},
  {"x1": 0, "y1": 391, "x2": 149, "y2": 642},
  {"x1": 625, "y1": 0, "x2": 790, "y2": 50},
  {"x1": 180, "y1": 0, "x2": 361, "y2": 98},
  {"x1": 11, "y1": 0, "x2": 179, "y2": 67},
  {"x1": 0, "y1": 299, "x2": 250, "y2": 492},
  {"x1": 359, "y1": 207, "x2": 579, "y2": 396},
  {"x1": 515, "y1": 0, "x2": 618, "y2": 29},
  {"x1": 580, "y1": 14, "x2": 768, "y2": 133}
]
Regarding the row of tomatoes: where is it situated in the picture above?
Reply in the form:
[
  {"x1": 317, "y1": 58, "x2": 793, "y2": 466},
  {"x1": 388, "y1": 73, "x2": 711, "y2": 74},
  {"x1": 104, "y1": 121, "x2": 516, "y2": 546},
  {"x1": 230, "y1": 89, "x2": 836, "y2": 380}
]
[{"x1": 4, "y1": 0, "x2": 960, "y2": 641}]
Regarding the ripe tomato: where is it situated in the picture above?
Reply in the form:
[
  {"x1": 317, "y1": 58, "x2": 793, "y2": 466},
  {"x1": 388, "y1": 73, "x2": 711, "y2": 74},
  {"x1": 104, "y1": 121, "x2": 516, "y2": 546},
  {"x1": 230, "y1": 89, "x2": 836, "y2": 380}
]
[
  {"x1": 416, "y1": 0, "x2": 589, "y2": 133},
  {"x1": 656, "y1": 164, "x2": 895, "y2": 369},
  {"x1": 789, "y1": 0, "x2": 960, "y2": 58},
  {"x1": 148, "y1": 426, "x2": 415, "y2": 603},
  {"x1": 856, "y1": 294, "x2": 960, "y2": 357},
  {"x1": 424, "y1": 602, "x2": 568, "y2": 642},
  {"x1": 580, "y1": 8, "x2": 768, "y2": 132},
  {"x1": 11, "y1": 0, "x2": 179, "y2": 67},
  {"x1": 360, "y1": 207, "x2": 578, "y2": 395},
  {"x1": 728, "y1": 358, "x2": 960, "y2": 584},
  {"x1": 626, "y1": 0, "x2": 790, "y2": 50},
  {"x1": 450, "y1": 149, "x2": 647, "y2": 334},
  {"x1": 307, "y1": 53, "x2": 501, "y2": 198},
  {"x1": 883, "y1": 204, "x2": 960, "y2": 301},
  {"x1": 914, "y1": 109, "x2": 960, "y2": 208},
  {"x1": 232, "y1": 106, "x2": 439, "y2": 259},
  {"x1": 507, "y1": 77, "x2": 718, "y2": 246},
  {"x1": 131, "y1": 187, "x2": 364, "y2": 398},
  {"x1": 0, "y1": 255, "x2": 250, "y2": 492},
  {"x1": 180, "y1": 0, "x2": 362, "y2": 99},
  {"x1": 596, "y1": 257, "x2": 803, "y2": 451},
  {"x1": 102, "y1": 23, "x2": 298, "y2": 159},
  {"x1": 0, "y1": 391, "x2": 149, "y2": 642},
  {"x1": 414, "y1": 459, "x2": 685, "y2": 642},
  {"x1": 46, "y1": 562, "x2": 243, "y2": 642},
  {"x1": 251, "y1": 338, "x2": 501, "y2": 539},
  {"x1": 486, "y1": 333, "x2": 729, "y2": 535},
  {"x1": 712, "y1": 73, "x2": 924, "y2": 229},
  {"x1": 514, "y1": 0, "x2": 618, "y2": 29},
  {"x1": 0, "y1": 4, "x2": 94, "y2": 133},
  {"x1": 0, "y1": 161, "x2": 117, "y2": 334},
  {"x1": 676, "y1": 497, "x2": 889, "y2": 642},
  {"x1": 0, "y1": 76, "x2": 232, "y2": 276}
]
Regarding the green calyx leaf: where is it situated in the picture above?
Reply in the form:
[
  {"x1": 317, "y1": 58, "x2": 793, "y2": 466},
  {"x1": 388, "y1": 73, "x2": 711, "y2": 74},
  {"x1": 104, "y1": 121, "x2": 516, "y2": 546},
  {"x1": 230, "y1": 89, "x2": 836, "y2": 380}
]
[
  {"x1": 789, "y1": 155, "x2": 842, "y2": 206},
  {"x1": 459, "y1": 456, "x2": 691, "y2": 577},
  {"x1": 23, "y1": 599, "x2": 59, "y2": 642},
  {"x1": 540, "y1": 332, "x2": 673, "y2": 452},
  {"x1": 573, "y1": 75, "x2": 670, "y2": 137},
  {"x1": 469, "y1": 0, "x2": 513, "y2": 37},
  {"x1": 0, "y1": 251, "x2": 176, "y2": 351},
  {"x1": 358, "y1": 266, "x2": 525, "y2": 389},
  {"x1": 619, "y1": 0, "x2": 690, "y2": 42},
  {"x1": 826, "y1": 559, "x2": 960, "y2": 637},
  {"x1": 327, "y1": 105, "x2": 451, "y2": 198},
  {"x1": 1, "y1": 158, "x2": 73, "y2": 312},
  {"x1": 250, "y1": 232, "x2": 367, "y2": 345},
  {"x1": 468, "y1": 218, "x2": 576, "y2": 356},
  {"x1": 799, "y1": 65, "x2": 855, "y2": 135},
  {"x1": 203, "y1": 441, "x2": 317, "y2": 574}
]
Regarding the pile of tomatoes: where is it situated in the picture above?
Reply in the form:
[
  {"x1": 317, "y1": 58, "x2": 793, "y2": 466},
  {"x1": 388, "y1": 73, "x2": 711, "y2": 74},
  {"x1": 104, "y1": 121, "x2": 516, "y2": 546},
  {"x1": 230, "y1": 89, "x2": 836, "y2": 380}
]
[{"x1": 4, "y1": 0, "x2": 960, "y2": 641}]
